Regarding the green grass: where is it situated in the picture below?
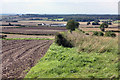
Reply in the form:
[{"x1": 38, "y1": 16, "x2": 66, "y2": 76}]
[
  {"x1": 2, "y1": 38, "x2": 53, "y2": 40},
  {"x1": 113, "y1": 20, "x2": 120, "y2": 24},
  {"x1": 49, "y1": 18, "x2": 64, "y2": 21},
  {"x1": 25, "y1": 43, "x2": 118, "y2": 78}
]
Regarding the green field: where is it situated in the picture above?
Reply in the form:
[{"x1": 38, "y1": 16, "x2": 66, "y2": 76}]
[
  {"x1": 113, "y1": 20, "x2": 120, "y2": 24},
  {"x1": 49, "y1": 18, "x2": 64, "y2": 21},
  {"x1": 25, "y1": 43, "x2": 118, "y2": 78}
]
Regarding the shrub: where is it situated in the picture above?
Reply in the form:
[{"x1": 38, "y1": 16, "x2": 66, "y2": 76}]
[
  {"x1": 85, "y1": 33, "x2": 89, "y2": 35},
  {"x1": 0, "y1": 35, "x2": 7, "y2": 39},
  {"x1": 76, "y1": 29, "x2": 85, "y2": 33},
  {"x1": 55, "y1": 33, "x2": 73, "y2": 48},
  {"x1": 92, "y1": 22, "x2": 100, "y2": 25},
  {"x1": 87, "y1": 22, "x2": 91, "y2": 25},
  {"x1": 105, "y1": 32, "x2": 116, "y2": 37},
  {"x1": 92, "y1": 31, "x2": 104, "y2": 36}
]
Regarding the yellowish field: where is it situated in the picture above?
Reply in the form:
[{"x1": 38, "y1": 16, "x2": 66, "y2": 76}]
[
  {"x1": 1, "y1": 21, "x2": 118, "y2": 28},
  {"x1": 80, "y1": 28, "x2": 119, "y2": 32},
  {"x1": 19, "y1": 20, "x2": 67, "y2": 24},
  {"x1": 0, "y1": 26, "x2": 20, "y2": 28},
  {"x1": 1, "y1": 33, "x2": 55, "y2": 39}
]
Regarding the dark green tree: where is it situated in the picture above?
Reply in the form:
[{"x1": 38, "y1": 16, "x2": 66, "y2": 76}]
[
  {"x1": 66, "y1": 20, "x2": 79, "y2": 33},
  {"x1": 108, "y1": 22, "x2": 112, "y2": 25},
  {"x1": 100, "y1": 23, "x2": 108, "y2": 32},
  {"x1": 87, "y1": 22, "x2": 91, "y2": 25},
  {"x1": 92, "y1": 21, "x2": 100, "y2": 25},
  {"x1": 9, "y1": 23, "x2": 12, "y2": 26}
]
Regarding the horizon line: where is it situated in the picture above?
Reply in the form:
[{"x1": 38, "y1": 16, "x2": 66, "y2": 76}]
[{"x1": 0, "y1": 13, "x2": 118, "y2": 15}]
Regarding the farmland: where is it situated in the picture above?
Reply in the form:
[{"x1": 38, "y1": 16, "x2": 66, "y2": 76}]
[
  {"x1": 1, "y1": 34, "x2": 55, "y2": 39},
  {"x1": 2, "y1": 40, "x2": 53, "y2": 78},
  {"x1": 0, "y1": 14, "x2": 119, "y2": 79},
  {"x1": 2, "y1": 26, "x2": 67, "y2": 35}
]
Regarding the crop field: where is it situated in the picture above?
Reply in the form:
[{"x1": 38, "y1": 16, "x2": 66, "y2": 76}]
[
  {"x1": 80, "y1": 27, "x2": 119, "y2": 32},
  {"x1": 1, "y1": 21, "x2": 67, "y2": 27},
  {"x1": 1, "y1": 34, "x2": 55, "y2": 39},
  {"x1": 0, "y1": 26, "x2": 20, "y2": 28},
  {"x1": 2, "y1": 40, "x2": 53, "y2": 78},
  {"x1": 2, "y1": 26, "x2": 67, "y2": 35},
  {"x1": 0, "y1": 16, "x2": 119, "y2": 79}
]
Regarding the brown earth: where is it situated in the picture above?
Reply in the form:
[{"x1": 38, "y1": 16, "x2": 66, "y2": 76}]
[
  {"x1": 2, "y1": 40, "x2": 53, "y2": 78},
  {"x1": 2, "y1": 27, "x2": 67, "y2": 35}
]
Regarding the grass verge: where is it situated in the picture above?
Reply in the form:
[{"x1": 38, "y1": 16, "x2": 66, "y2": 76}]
[{"x1": 25, "y1": 43, "x2": 118, "y2": 78}]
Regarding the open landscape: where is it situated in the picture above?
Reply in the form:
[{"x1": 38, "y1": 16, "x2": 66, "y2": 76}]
[
  {"x1": 0, "y1": 0, "x2": 119, "y2": 79},
  {"x1": 0, "y1": 14, "x2": 119, "y2": 79}
]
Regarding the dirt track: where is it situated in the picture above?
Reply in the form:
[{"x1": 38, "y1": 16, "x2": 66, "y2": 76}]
[{"x1": 2, "y1": 40, "x2": 53, "y2": 78}]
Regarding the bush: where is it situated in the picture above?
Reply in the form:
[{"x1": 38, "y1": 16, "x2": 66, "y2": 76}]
[
  {"x1": 105, "y1": 32, "x2": 116, "y2": 37},
  {"x1": 55, "y1": 33, "x2": 73, "y2": 48},
  {"x1": 92, "y1": 22, "x2": 100, "y2": 25},
  {"x1": 77, "y1": 29, "x2": 85, "y2": 33},
  {"x1": 92, "y1": 31, "x2": 104, "y2": 36},
  {"x1": 0, "y1": 35, "x2": 7, "y2": 39},
  {"x1": 85, "y1": 33, "x2": 89, "y2": 35},
  {"x1": 87, "y1": 22, "x2": 91, "y2": 25}
]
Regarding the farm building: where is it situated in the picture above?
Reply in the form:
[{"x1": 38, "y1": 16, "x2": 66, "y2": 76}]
[
  {"x1": 50, "y1": 24, "x2": 66, "y2": 27},
  {"x1": 38, "y1": 23, "x2": 46, "y2": 26}
]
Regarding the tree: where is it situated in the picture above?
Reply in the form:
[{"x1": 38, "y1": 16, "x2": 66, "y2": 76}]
[
  {"x1": 108, "y1": 22, "x2": 112, "y2": 25},
  {"x1": 9, "y1": 23, "x2": 12, "y2": 26},
  {"x1": 100, "y1": 23, "x2": 108, "y2": 32},
  {"x1": 66, "y1": 20, "x2": 79, "y2": 33},
  {"x1": 87, "y1": 22, "x2": 91, "y2": 25},
  {"x1": 92, "y1": 21, "x2": 100, "y2": 25}
]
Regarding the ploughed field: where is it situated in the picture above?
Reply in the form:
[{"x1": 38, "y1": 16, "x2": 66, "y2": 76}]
[
  {"x1": 2, "y1": 40, "x2": 53, "y2": 78},
  {"x1": 2, "y1": 26, "x2": 67, "y2": 35}
]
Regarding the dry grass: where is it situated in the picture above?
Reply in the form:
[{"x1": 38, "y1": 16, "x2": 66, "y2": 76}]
[
  {"x1": 80, "y1": 28, "x2": 119, "y2": 32},
  {"x1": 63, "y1": 30, "x2": 118, "y2": 53},
  {"x1": 0, "y1": 26, "x2": 20, "y2": 28}
]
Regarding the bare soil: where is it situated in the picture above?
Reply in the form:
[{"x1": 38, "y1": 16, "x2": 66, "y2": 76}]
[
  {"x1": 2, "y1": 40, "x2": 53, "y2": 78},
  {"x1": 2, "y1": 27, "x2": 67, "y2": 35}
]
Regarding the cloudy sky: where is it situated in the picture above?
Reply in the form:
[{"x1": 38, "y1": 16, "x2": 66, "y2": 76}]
[{"x1": 1, "y1": 0, "x2": 119, "y2": 14}]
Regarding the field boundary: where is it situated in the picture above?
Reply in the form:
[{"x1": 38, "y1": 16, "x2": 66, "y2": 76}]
[
  {"x1": 1, "y1": 38, "x2": 54, "y2": 40},
  {"x1": 1, "y1": 32, "x2": 55, "y2": 36}
]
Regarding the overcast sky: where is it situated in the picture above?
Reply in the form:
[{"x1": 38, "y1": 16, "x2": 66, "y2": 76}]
[{"x1": 1, "y1": 0, "x2": 119, "y2": 14}]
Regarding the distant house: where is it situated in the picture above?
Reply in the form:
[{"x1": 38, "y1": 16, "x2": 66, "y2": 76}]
[
  {"x1": 38, "y1": 23, "x2": 66, "y2": 27},
  {"x1": 50, "y1": 24, "x2": 66, "y2": 27},
  {"x1": 38, "y1": 23, "x2": 46, "y2": 26}
]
